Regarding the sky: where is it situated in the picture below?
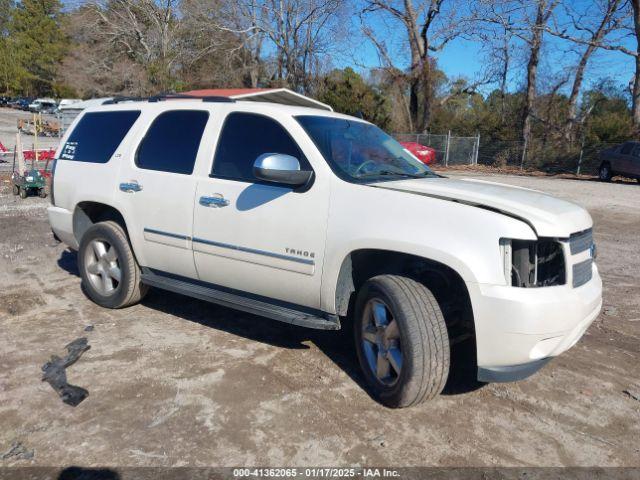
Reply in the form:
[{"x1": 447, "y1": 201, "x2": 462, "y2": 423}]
[
  {"x1": 337, "y1": 0, "x2": 637, "y2": 98},
  {"x1": 58, "y1": 0, "x2": 636, "y2": 98}
]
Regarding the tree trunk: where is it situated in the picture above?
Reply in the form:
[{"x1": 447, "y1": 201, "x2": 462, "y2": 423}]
[
  {"x1": 566, "y1": 46, "x2": 594, "y2": 142},
  {"x1": 408, "y1": 79, "x2": 419, "y2": 129},
  {"x1": 632, "y1": 0, "x2": 640, "y2": 130},
  {"x1": 522, "y1": 0, "x2": 546, "y2": 146},
  {"x1": 499, "y1": 32, "x2": 509, "y2": 124},
  {"x1": 419, "y1": 60, "x2": 432, "y2": 132},
  {"x1": 566, "y1": 0, "x2": 620, "y2": 141}
]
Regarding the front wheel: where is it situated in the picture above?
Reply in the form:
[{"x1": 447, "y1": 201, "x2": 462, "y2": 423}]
[
  {"x1": 19, "y1": 187, "x2": 27, "y2": 199},
  {"x1": 78, "y1": 221, "x2": 148, "y2": 309},
  {"x1": 354, "y1": 275, "x2": 450, "y2": 408},
  {"x1": 599, "y1": 163, "x2": 612, "y2": 182},
  {"x1": 12, "y1": 184, "x2": 19, "y2": 195}
]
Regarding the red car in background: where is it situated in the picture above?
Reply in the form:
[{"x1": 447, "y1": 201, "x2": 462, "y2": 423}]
[{"x1": 400, "y1": 141, "x2": 437, "y2": 165}]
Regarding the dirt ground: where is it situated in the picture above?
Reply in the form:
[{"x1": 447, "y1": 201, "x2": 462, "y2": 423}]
[
  {"x1": 0, "y1": 107, "x2": 60, "y2": 150},
  {"x1": 0, "y1": 171, "x2": 639, "y2": 468},
  {"x1": 0, "y1": 107, "x2": 60, "y2": 173}
]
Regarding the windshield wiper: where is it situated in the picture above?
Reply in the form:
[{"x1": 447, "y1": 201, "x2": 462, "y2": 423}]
[{"x1": 357, "y1": 170, "x2": 430, "y2": 179}]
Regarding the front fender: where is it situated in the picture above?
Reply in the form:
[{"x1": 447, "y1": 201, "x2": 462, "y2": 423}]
[{"x1": 320, "y1": 180, "x2": 536, "y2": 313}]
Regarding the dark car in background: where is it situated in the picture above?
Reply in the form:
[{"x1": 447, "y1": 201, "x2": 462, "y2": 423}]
[
  {"x1": 599, "y1": 142, "x2": 640, "y2": 182},
  {"x1": 10, "y1": 97, "x2": 34, "y2": 111}
]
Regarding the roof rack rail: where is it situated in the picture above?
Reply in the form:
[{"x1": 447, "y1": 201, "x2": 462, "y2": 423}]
[
  {"x1": 103, "y1": 96, "x2": 146, "y2": 105},
  {"x1": 147, "y1": 94, "x2": 235, "y2": 103}
]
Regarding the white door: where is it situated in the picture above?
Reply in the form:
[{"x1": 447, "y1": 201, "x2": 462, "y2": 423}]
[
  {"x1": 192, "y1": 112, "x2": 329, "y2": 309},
  {"x1": 116, "y1": 109, "x2": 210, "y2": 278}
]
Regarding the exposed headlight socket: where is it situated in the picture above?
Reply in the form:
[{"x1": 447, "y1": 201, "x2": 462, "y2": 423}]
[{"x1": 502, "y1": 238, "x2": 566, "y2": 288}]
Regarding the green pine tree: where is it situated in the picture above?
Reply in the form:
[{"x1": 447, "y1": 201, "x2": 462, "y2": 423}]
[{"x1": 8, "y1": 0, "x2": 67, "y2": 95}]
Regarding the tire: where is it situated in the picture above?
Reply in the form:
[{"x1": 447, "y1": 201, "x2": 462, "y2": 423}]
[
  {"x1": 12, "y1": 184, "x2": 19, "y2": 195},
  {"x1": 78, "y1": 220, "x2": 148, "y2": 309},
  {"x1": 599, "y1": 162, "x2": 612, "y2": 182},
  {"x1": 39, "y1": 188, "x2": 47, "y2": 198},
  {"x1": 19, "y1": 187, "x2": 27, "y2": 199},
  {"x1": 354, "y1": 275, "x2": 450, "y2": 408}
]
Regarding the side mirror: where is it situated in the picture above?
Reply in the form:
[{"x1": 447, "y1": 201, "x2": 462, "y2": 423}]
[{"x1": 253, "y1": 153, "x2": 313, "y2": 187}]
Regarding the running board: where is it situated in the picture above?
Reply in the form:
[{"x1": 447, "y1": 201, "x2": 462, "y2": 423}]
[{"x1": 140, "y1": 270, "x2": 340, "y2": 330}]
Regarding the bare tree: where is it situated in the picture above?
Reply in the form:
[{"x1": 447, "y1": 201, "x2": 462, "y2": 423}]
[
  {"x1": 215, "y1": 0, "x2": 345, "y2": 93},
  {"x1": 480, "y1": 0, "x2": 559, "y2": 147},
  {"x1": 544, "y1": 0, "x2": 635, "y2": 132},
  {"x1": 475, "y1": 21, "x2": 513, "y2": 124},
  {"x1": 360, "y1": 0, "x2": 470, "y2": 132},
  {"x1": 87, "y1": 0, "x2": 182, "y2": 90},
  {"x1": 545, "y1": 0, "x2": 627, "y2": 140},
  {"x1": 178, "y1": 0, "x2": 262, "y2": 88}
]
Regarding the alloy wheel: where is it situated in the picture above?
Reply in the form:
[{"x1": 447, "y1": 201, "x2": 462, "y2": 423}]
[
  {"x1": 84, "y1": 239, "x2": 121, "y2": 296},
  {"x1": 361, "y1": 298, "x2": 403, "y2": 386}
]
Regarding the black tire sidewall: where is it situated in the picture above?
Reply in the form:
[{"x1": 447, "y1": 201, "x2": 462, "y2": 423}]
[
  {"x1": 354, "y1": 279, "x2": 413, "y2": 406},
  {"x1": 78, "y1": 223, "x2": 135, "y2": 309}
]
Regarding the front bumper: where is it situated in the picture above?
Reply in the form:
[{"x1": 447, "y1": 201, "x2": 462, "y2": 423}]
[
  {"x1": 478, "y1": 357, "x2": 552, "y2": 383},
  {"x1": 468, "y1": 265, "x2": 602, "y2": 381}
]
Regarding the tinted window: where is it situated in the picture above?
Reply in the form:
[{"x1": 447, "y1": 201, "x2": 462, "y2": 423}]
[
  {"x1": 60, "y1": 111, "x2": 140, "y2": 163},
  {"x1": 136, "y1": 110, "x2": 209, "y2": 174},
  {"x1": 621, "y1": 143, "x2": 634, "y2": 155},
  {"x1": 212, "y1": 112, "x2": 309, "y2": 181}
]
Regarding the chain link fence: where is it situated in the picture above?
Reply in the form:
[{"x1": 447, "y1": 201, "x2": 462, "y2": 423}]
[
  {"x1": 394, "y1": 132, "x2": 618, "y2": 176},
  {"x1": 393, "y1": 133, "x2": 480, "y2": 166},
  {"x1": 477, "y1": 138, "x2": 617, "y2": 176}
]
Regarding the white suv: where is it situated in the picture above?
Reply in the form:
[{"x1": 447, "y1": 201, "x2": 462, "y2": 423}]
[{"x1": 48, "y1": 96, "x2": 602, "y2": 407}]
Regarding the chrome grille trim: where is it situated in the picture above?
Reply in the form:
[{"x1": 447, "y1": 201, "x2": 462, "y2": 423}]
[
  {"x1": 569, "y1": 228, "x2": 593, "y2": 255},
  {"x1": 572, "y1": 258, "x2": 593, "y2": 288}
]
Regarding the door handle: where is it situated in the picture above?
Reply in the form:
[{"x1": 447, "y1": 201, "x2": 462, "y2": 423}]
[
  {"x1": 119, "y1": 181, "x2": 142, "y2": 193},
  {"x1": 199, "y1": 194, "x2": 229, "y2": 208}
]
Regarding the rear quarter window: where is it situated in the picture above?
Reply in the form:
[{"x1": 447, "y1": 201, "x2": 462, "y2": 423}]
[{"x1": 60, "y1": 111, "x2": 141, "y2": 163}]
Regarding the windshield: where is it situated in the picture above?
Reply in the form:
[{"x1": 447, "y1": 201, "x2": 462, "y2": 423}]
[{"x1": 296, "y1": 115, "x2": 436, "y2": 182}]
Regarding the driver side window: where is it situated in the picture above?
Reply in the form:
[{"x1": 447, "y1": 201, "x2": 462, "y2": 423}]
[{"x1": 211, "y1": 112, "x2": 310, "y2": 182}]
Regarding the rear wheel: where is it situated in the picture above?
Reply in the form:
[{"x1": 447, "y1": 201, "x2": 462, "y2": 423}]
[
  {"x1": 599, "y1": 162, "x2": 612, "y2": 182},
  {"x1": 78, "y1": 221, "x2": 148, "y2": 309},
  {"x1": 38, "y1": 188, "x2": 47, "y2": 198},
  {"x1": 354, "y1": 275, "x2": 450, "y2": 408}
]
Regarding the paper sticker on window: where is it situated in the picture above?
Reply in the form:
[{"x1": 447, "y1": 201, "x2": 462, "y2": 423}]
[{"x1": 60, "y1": 142, "x2": 78, "y2": 160}]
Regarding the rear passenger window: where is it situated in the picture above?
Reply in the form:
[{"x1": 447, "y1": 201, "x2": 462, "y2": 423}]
[
  {"x1": 60, "y1": 111, "x2": 140, "y2": 163},
  {"x1": 211, "y1": 112, "x2": 309, "y2": 182},
  {"x1": 621, "y1": 143, "x2": 634, "y2": 155},
  {"x1": 136, "y1": 110, "x2": 209, "y2": 174}
]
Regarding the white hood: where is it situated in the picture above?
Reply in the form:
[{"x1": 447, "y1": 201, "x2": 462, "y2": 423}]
[{"x1": 375, "y1": 177, "x2": 592, "y2": 238}]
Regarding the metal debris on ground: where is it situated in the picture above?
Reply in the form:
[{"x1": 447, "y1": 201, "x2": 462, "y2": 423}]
[
  {"x1": 1, "y1": 441, "x2": 34, "y2": 461},
  {"x1": 41, "y1": 337, "x2": 91, "y2": 407},
  {"x1": 623, "y1": 388, "x2": 640, "y2": 402}
]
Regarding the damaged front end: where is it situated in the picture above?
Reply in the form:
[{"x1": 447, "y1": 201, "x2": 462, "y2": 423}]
[{"x1": 500, "y1": 238, "x2": 566, "y2": 288}]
